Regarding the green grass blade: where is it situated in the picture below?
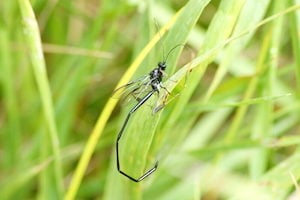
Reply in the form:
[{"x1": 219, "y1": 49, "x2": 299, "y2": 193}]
[
  {"x1": 156, "y1": 0, "x2": 246, "y2": 163},
  {"x1": 17, "y1": 0, "x2": 63, "y2": 198},
  {"x1": 204, "y1": 0, "x2": 270, "y2": 101},
  {"x1": 0, "y1": 26, "x2": 21, "y2": 169},
  {"x1": 289, "y1": 0, "x2": 300, "y2": 94}
]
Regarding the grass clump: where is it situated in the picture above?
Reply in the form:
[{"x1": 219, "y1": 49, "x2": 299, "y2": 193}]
[{"x1": 0, "y1": 0, "x2": 300, "y2": 199}]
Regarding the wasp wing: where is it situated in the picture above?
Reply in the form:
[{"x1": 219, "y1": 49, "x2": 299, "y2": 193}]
[{"x1": 112, "y1": 75, "x2": 153, "y2": 104}]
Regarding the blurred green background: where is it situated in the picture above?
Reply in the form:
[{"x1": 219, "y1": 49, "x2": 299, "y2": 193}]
[{"x1": 1, "y1": 0, "x2": 300, "y2": 199}]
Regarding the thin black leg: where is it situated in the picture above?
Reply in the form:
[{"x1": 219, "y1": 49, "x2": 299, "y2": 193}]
[{"x1": 116, "y1": 90, "x2": 158, "y2": 182}]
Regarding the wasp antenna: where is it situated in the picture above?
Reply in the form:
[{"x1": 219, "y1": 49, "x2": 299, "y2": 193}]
[{"x1": 164, "y1": 44, "x2": 185, "y2": 63}]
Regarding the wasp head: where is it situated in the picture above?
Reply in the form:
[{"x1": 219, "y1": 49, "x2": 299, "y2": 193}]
[{"x1": 158, "y1": 62, "x2": 166, "y2": 71}]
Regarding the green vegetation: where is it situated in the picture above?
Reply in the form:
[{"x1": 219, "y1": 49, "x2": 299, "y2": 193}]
[{"x1": 1, "y1": 0, "x2": 300, "y2": 199}]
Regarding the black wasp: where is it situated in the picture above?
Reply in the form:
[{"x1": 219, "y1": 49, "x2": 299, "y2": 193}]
[{"x1": 115, "y1": 44, "x2": 183, "y2": 182}]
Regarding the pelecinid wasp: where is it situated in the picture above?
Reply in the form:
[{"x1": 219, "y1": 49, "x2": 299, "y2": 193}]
[{"x1": 114, "y1": 43, "x2": 183, "y2": 182}]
